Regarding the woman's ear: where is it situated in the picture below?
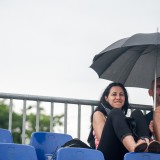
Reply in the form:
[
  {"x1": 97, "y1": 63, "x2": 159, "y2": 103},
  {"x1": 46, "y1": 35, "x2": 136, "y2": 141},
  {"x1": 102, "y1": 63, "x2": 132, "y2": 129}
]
[{"x1": 105, "y1": 96, "x2": 108, "y2": 102}]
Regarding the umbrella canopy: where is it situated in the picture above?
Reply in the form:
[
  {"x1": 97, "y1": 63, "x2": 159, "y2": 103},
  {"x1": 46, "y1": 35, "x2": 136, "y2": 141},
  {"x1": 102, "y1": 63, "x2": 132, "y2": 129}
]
[{"x1": 90, "y1": 32, "x2": 160, "y2": 89}]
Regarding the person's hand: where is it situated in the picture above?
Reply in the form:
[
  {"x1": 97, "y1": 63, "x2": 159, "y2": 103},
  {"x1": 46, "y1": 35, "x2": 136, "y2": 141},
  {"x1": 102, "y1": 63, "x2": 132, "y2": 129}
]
[{"x1": 149, "y1": 120, "x2": 154, "y2": 133}]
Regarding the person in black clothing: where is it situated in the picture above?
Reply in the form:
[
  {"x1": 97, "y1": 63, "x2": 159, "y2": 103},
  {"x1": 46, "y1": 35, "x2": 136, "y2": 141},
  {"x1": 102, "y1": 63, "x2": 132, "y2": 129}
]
[
  {"x1": 146, "y1": 77, "x2": 160, "y2": 142},
  {"x1": 88, "y1": 82, "x2": 151, "y2": 160}
]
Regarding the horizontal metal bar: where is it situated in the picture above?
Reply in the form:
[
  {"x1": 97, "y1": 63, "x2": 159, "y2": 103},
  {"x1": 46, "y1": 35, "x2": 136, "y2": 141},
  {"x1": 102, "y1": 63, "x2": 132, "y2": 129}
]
[
  {"x1": 0, "y1": 92, "x2": 153, "y2": 110},
  {"x1": 0, "y1": 92, "x2": 99, "y2": 106}
]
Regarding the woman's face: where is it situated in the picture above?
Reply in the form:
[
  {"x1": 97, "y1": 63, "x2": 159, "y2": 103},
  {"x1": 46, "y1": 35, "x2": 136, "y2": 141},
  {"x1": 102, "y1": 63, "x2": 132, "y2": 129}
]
[{"x1": 105, "y1": 86, "x2": 125, "y2": 109}]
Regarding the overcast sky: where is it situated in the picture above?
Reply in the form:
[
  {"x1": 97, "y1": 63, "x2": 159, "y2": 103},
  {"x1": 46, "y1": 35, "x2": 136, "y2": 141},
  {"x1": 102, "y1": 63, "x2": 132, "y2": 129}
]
[{"x1": 0, "y1": 0, "x2": 160, "y2": 105}]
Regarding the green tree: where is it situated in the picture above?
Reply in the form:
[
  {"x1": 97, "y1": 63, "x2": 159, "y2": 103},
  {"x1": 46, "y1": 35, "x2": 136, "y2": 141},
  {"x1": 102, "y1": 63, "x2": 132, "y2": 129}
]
[{"x1": 0, "y1": 101, "x2": 64, "y2": 143}]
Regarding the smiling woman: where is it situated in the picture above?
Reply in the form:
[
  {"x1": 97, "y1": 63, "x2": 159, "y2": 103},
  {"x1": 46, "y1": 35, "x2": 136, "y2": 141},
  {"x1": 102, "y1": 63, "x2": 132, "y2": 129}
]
[
  {"x1": 87, "y1": 82, "x2": 151, "y2": 160},
  {"x1": 104, "y1": 86, "x2": 125, "y2": 108}
]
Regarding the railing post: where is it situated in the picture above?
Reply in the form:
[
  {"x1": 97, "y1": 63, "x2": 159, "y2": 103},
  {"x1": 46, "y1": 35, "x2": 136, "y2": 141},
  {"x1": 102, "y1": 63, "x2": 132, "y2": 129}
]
[
  {"x1": 77, "y1": 104, "x2": 81, "y2": 139},
  {"x1": 64, "y1": 103, "x2": 68, "y2": 134},
  {"x1": 36, "y1": 101, "x2": 40, "y2": 132},
  {"x1": 50, "y1": 102, "x2": 54, "y2": 132},
  {"x1": 8, "y1": 99, "x2": 13, "y2": 132},
  {"x1": 22, "y1": 100, "x2": 26, "y2": 144},
  {"x1": 91, "y1": 105, "x2": 94, "y2": 114}
]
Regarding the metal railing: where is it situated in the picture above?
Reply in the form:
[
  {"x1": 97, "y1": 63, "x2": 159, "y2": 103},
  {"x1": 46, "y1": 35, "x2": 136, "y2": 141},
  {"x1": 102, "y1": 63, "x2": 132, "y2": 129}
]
[{"x1": 0, "y1": 92, "x2": 153, "y2": 144}]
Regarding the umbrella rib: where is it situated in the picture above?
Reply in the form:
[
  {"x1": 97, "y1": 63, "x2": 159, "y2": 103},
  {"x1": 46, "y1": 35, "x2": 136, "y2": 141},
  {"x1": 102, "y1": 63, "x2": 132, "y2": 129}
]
[
  {"x1": 123, "y1": 45, "x2": 153, "y2": 86},
  {"x1": 116, "y1": 48, "x2": 143, "y2": 85},
  {"x1": 100, "y1": 47, "x2": 132, "y2": 77}
]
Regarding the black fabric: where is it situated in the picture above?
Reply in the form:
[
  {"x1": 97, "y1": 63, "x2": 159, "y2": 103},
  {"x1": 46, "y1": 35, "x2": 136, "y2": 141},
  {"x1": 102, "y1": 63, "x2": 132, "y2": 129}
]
[
  {"x1": 88, "y1": 108, "x2": 150, "y2": 160},
  {"x1": 126, "y1": 117, "x2": 138, "y2": 140},
  {"x1": 145, "y1": 111, "x2": 153, "y2": 126},
  {"x1": 108, "y1": 108, "x2": 132, "y2": 140},
  {"x1": 94, "y1": 104, "x2": 108, "y2": 117},
  {"x1": 131, "y1": 109, "x2": 150, "y2": 139},
  {"x1": 61, "y1": 138, "x2": 91, "y2": 149},
  {"x1": 97, "y1": 109, "x2": 130, "y2": 160},
  {"x1": 145, "y1": 111, "x2": 153, "y2": 137},
  {"x1": 87, "y1": 127, "x2": 95, "y2": 149}
]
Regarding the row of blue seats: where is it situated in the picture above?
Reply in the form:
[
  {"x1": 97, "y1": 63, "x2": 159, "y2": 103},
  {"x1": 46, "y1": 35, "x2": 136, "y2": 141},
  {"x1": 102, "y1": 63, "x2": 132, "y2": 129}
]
[
  {"x1": 0, "y1": 128, "x2": 160, "y2": 160},
  {"x1": 0, "y1": 128, "x2": 104, "y2": 160}
]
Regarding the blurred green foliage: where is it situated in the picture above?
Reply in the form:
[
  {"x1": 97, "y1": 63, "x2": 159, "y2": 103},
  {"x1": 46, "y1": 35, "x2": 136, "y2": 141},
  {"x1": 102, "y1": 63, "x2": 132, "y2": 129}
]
[{"x1": 0, "y1": 100, "x2": 63, "y2": 143}]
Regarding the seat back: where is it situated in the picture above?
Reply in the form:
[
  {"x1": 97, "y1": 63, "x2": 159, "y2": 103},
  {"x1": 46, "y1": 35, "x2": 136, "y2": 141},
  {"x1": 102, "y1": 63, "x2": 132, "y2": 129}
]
[
  {"x1": 56, "y1": 147, "x2": 105, "y2": 160},
  {"x1": 124, "y1": 152, "x2": 160, "y2": 160},
  {"x1": 30, "y1": 132, "x2": 72, "y2": 160},
  {"x1": 0, "y1": 143, "x2": 37, "y2": 160},
  {"x1": 0, "y1": 128, "x2": 13, "y2": 143}
]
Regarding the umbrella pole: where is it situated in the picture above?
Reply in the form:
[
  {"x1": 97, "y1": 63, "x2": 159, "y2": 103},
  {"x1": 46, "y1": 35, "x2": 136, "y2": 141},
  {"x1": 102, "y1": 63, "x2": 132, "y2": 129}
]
[
  {"x1": 153, "y1": 71, "x2": 157, "y2": 111},
  {"x1": 153, "y1": 30, "x2": 158, "y2": 111}
]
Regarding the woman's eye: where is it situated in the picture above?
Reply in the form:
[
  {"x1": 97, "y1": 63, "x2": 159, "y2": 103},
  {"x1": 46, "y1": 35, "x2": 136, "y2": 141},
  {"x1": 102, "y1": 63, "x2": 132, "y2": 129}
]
[{"x1": 111, "y1": 93, "x2": 124, "y2": 96}]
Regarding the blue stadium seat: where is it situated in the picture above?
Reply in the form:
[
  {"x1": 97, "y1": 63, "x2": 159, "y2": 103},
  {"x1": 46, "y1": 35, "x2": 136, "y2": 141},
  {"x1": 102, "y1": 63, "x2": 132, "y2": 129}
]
[
  {"x1": 0, "y1": 128, "x2": 13, "y2": 143},
  {"x1": 124, "y1": 152, "x2": 160, "y2": 160},
  {"x1": 30, "y1": 132, "x2": 72, "y2": 160},
  {"x1": 56, "y1": 147, "x2": 105, "y2": 160},
  {"x1": 0, "y1": 143, "x2": 37, "y2": 160}
]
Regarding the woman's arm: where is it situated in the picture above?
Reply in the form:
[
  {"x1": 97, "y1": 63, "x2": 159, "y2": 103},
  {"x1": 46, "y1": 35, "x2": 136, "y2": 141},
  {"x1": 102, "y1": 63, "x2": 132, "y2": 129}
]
[{"x1": 93, "y1": 111, "x2": 106, "y2": 141}]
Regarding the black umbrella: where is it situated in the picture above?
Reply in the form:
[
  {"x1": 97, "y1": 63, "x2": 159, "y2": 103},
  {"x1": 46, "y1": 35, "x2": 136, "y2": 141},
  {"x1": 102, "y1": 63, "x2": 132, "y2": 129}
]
[{"x1": 90, "y1": 32, "x2": 160, "y2": 109}]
